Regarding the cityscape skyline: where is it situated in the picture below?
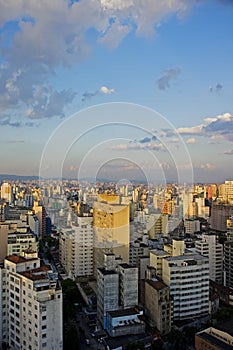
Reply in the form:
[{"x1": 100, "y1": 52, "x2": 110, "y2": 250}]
[{"x1": 0, "y1": 1, "x2": 233, "y2": 183}]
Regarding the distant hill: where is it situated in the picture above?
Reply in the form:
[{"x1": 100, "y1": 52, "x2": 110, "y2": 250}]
[{"x1": 0, "y1": 174, "x2": 39, "y2": 181}]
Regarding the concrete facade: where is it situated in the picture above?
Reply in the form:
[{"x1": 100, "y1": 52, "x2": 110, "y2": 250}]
[
  {"x1": 0, "y1": 252, "x2": 62, "y2": 350},
  {"x1": 162, "y1": 254, "x2": 209, "y2": 321},
  {"x1": 195, "y1": 234, "x2": 223, "y2": 283},
  {"x1": 145, "y1": 278, "x2": 172, "y2": 335}
]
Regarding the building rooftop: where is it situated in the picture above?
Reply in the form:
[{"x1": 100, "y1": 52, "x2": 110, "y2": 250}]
[
  {"x1": 197, "y1": 331, "x2": 233, "y2": 350},
  {"x1": 20, "y1": 270, "x2": 47, "y2": 281},
  {"x1": 98, "y1": 268, "x2": 118, "y2": 275},
  {"x1": 150, "y1": 249, "x2": 169, "y2": 256},
  {"x1": 5, "y1": 254, "x2": 38, "y2": 264},
  {"x1": 119, "y1": 263, "x2": 137, "y2": 269},
  {"x1": 165, "y1": 254, "x2": 207, "y2": 262},
  {"x1": 108, "y1": 307, "x2": 142, "y2": 318},
  {"x1": 146, "y1": 279, "x2": 168, "y2": 290}
]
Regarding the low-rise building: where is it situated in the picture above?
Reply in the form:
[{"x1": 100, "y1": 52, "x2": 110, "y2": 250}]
[
  {"x1": 106, "y1": 307, "x2": 145, "y2": 337},
  {"x1": 195, "y1": 323, "x2": 233, "y2": 350}
]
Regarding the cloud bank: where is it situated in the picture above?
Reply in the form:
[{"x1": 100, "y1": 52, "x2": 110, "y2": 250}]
[{"x1": 0, "y1": 0, "x2": 200, "y2": 121}]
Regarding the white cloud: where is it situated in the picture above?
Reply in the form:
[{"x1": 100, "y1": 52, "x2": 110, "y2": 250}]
[
  {"x1": 186, "y1": 137, "x2": 196, "y2": 144},
  {"x1": 111, "y1": 141, "x2": 165, "y2": 152},
  {"x1": 0, "y1": 0, "x2": 199, "y2": 119},
  {"x1": 200, "y1": 163, "x2": 215, "y2": 170},
  {"x1": 223, "y1": 149, "x2": 233, "y2": 155},
  {"x1": 82, "y1": 85, "x2": 115, "y2": 102},
  {"x1": 175, "y1": 113, "x2": 233, "y2": 143},
  {"x1": 100, "y1": 86, "x2": 115, "y2": 94},
  {"x1": 176, "y1": 124, "x2": 204, "y2": 135}
]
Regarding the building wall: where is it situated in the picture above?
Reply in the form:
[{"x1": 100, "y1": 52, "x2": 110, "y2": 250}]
[
  {"x1": 224, "y1": 241, "x2": 233, "y2": 288},
  {"x1": 118, "y1": 264, "x2": 138, "y2": 308},
  {"x1": 211, "y1": 203, "x2": 233, "y2": 232},
  {"x1": 145, "y1": 280, "x2": 172, "y2": 335},
  {"x1": 93, "y1": 202, "x2": 130, "y2": 275},
  {"x1": 162, "y1": 255, "x2": 209, "y2": 321},
  {"x1": 1, "y1": 255, "x2": 63, "y2": 350},
  {"x1": 195, "y1": 327, "x2": 233, "y2": 350},
  {"x1": 0, "y1": 224, "x2": 8, "y2": 263},
  {"x1": 195, "y1": 235, "x2": 223, "y2": 284},
  {"x1": 97, "y1": 269, "x2": 119, "y2": 328}
]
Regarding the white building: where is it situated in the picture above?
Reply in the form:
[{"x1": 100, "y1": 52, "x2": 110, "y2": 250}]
[
  {"x1": 60, "y1": 217, "x2": 93, "y2": 278},
  {"x1": 118, "y1": 263, "x2": 138, "y2": 308},
  {"x1": 7, "y1": 232, "x2": 38, "y2": 256},
  {"x1": 162, "y1": 254, "x2": 209, "y2": 321},
  {"x1": 97, "y1": 267, "x2": 119, "y2": 329},
  {"x1": 184, "y1": 219, "x2": 201, "y2": 235},
  {"x1": 195, "y1": 234, "x2": 223, "y2": 284},
  {"x1": 0, "y1": 251, "x2": 63, "y2": 350}
]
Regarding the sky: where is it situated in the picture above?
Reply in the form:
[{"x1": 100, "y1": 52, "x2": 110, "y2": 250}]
[{"x1": 0, "y1": 0, "x2": 233, "y2": 184}]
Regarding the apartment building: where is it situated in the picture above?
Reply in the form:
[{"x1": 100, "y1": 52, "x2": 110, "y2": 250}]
[
  {"x1": 7, "y1": 232, "x2": 38, "y2": 256},
  {"x1": 162, "y1": 254, "x2": 209, "y2": 321},
  {"x1": 195, "y1": 234, "x2": 223, "y2": 283},
  {"x1": 224, "y1": 241, "x2": 233, "y2": 288},
  {"x1": 97, "y1": 267, "x2": 119, "y2": 329},
  {"x1": 145, "y1": 277, "x2": 173, "y2": 335},
  {"x1": 118, "y1": 263, "x2": 138, "y2": 308},
  {"x1": 0, "y1": 251, "x2": 62, "y2": 350},
  {"x1": 93, "y1": 201, "x2": 130, "y2": 276},
  {"x1": 59, "y1": 217, "x2": 93, "y2": 278}
]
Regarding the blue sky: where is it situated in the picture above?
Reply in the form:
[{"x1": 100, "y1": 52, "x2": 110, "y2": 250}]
[{"x1": 0, "y1": 0, "x2": 233, "y2": 183}]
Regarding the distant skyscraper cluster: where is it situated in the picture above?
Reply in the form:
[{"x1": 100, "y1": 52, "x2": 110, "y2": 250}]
[{"x1": 1, "y1": 178, "x2": 233, "y2": 348}]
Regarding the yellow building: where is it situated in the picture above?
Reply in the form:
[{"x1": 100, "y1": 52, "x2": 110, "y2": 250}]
[{"x1": 93, "y1": 201, "x2": 130, "y2": 275}]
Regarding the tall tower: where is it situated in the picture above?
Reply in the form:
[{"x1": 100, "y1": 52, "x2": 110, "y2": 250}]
[
  {"x1": 33, "y1": 201, "x2": 47, "y2": 238},
  {"x1": 162, "y1": 254, "x2": 209, "y2": 321},
  {"x1": 97, "y1": 267, "x2": 119, "y2": 328},
  {"x1": 0, "y1": 251, "x2": 63, "y2": 349},
  {"x1": 195, "y1": 234, "x2": 223, "y2": 284},
  {"x1": 0, "y1": 182, "x2": 13, "y2": 204},
  {"x1": 224, "y1": 241, "x2": 233, "y2": 288},
  {"x1": 93, "y1": 201, "x2": 130, "y2": 276}
]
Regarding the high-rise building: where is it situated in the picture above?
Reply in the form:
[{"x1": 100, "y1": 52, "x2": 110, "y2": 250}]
[
  {"x1": 59, "y1": 217, "x2": 93, "y2": 278},
  {"x1": 162, "y1": 254, "x2": 209, "y2": 321},
  {"x1": 195, "y1": 234, "x2": 223, "y2": 284},
  {"x1": 97, "y1": 267, "x2": 119, "y2": 328},
  {"x1": 129, "y1": 241, "x2": 149, "y2": 265},
  {"x1": 218, "y1": 180, "x2": 233, "y2": 203},
  {"x1": 0, "y1": 182, "x2": 13, "y2": 204},
  {"x1": 211, "y1": 203, "x2": 233, "y2": 232},
  {"x1": 33, "y1": 201, "x2": 47, "y2": 238},
  {"x1": 93, "y1": 201, "x2": 130, "y2": 276},
  {"x1": 0, "y1": 224, "x2": 8, "y2": 263},
  {"x1": 7, "y1": 232, "x2": 38, "y2": 256},
  {"x1": 0, "y1": 251, "x2": 63, "y2": 349},
  {"x1": 184, "y1": 218, "x2": 201, "y2": 235},
  {"x1": 224, "y1": 241, "x2": 233, "y2": 288},
  {"x1": 145, "y1": 277, "x2": 173, "y2": 335},
  {"x1": 118, "y1": 263, "x2": 138, "y2": 308}
]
